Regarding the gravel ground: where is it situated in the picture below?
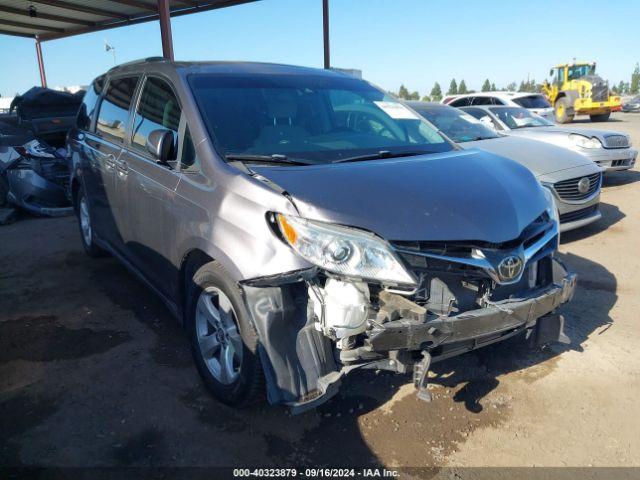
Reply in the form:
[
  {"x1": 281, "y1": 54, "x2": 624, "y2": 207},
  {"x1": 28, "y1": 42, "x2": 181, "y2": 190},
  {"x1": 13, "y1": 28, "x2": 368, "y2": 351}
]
[{"x1": 1, "y1": 112, "x2": 640, "y2": 477}]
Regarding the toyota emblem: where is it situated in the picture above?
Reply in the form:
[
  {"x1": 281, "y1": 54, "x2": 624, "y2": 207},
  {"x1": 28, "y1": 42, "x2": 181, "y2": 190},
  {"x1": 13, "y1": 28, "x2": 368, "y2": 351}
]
[{"x1": 497, "y1": 255, "x2": 523, "y2": 282}]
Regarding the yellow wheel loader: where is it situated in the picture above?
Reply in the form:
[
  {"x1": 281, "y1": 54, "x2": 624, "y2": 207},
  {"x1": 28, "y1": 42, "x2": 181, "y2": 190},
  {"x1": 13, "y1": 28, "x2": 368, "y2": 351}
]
[{"x1": 542, "y1": 61, "x2": 621, "y2": 123}]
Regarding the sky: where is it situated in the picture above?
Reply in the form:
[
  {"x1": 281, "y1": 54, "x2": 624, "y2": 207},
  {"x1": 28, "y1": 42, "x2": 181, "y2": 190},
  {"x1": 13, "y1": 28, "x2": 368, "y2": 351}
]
[{"x1": 1, "y1": 0, "x2": 639, "y2": 98}]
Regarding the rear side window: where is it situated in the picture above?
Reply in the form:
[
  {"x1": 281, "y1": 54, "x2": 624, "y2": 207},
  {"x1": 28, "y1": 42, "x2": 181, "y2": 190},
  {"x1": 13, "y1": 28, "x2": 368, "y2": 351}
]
[
  {"x1": 132, "y1": 77, "x2": 181, "y2": 158},
  {"x1": 513, "y1": 95, "x2": 551, "y2": 109},
  {"x1": 96, "y1": 76, "x2": 139, "y2": 143},
  {"x1": 449, "y1": 97, "x2": 472, "y2": 107},
  {"x1": 77, "y1": 76, "x2": 104, "y2": 131}
]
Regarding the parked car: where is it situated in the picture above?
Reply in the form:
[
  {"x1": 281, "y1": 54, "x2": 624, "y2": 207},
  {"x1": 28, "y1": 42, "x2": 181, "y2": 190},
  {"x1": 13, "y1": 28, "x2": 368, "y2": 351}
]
[
  {"x1": 621, "y1": 96, "x2": 640, "y2": 113},
  {"x1": 409, "y1": 102, "x2": 603, "y2": 232},
  {"x1": 442, "y1": 92, "x2": 555, "y2": 122},
  {"x1": 461, "y1": 105, "x2": 638, "y2": 172},
  {"x1": 68, "y1": 60, "x2": 576, "y2": 411}
]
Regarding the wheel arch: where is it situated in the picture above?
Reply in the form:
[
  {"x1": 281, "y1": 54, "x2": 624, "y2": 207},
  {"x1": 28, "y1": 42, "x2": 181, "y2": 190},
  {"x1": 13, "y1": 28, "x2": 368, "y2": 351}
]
[{"x1": 178, "y1": 248, "x2": 215, "y2": 325}]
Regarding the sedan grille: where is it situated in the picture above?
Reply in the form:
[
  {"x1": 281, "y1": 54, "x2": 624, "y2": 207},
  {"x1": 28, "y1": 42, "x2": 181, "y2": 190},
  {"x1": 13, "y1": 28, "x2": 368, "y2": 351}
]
[
  {"x1": 553, "y1": 172, "x2": 601, "y2": 201},
  {"x1": 603, "y1": 135, "x2": 629, "y2": 149}
]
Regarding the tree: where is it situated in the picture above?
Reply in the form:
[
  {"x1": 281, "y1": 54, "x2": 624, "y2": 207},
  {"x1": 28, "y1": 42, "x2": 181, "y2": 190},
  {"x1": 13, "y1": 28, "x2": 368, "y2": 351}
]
[
  {"x1": 631, "y1": 63, "x2": 640, "y2": 95},
  {"x1": 481, "y1": 79, "x2": 491, "y2": 92},
  {"x1": 448, "y1": 78, "x2": 458, "y2": 95},
  {"x1": 430, "y1": 82, "x2": 443, "y2": 102},
  {"x1": 421, "y1": 95, "x2": 432, "y2": 102},
  {"x1": 506, "y1": 82, "x2": 517, "y2": 92},
  {"x1": 518, "y1": 80, "x2": 526, "y2": 92},
  {"x1": 458, "y1": 79, "x2": 468, "y2": 94},
  {"x1": 491, "y1": 82, "x2": 497, "y2": 91},
  {"x1": 409, "y1": 90, "x2": 420, "y2": 101},
  {"x1": 617, "y1": 80, "x2": 625, "y2": 94},
  {"x1": 398, "y1": 84, "x2": 410, "y2": 100}
]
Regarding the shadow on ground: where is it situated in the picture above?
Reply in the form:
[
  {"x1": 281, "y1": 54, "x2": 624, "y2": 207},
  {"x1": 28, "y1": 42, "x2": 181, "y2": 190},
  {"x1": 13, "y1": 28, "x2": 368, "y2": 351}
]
[
  {"x1": 0, "y1": 216, "x2": 618, "y2": 469},
  {"x1": 560, "y1": 202, "x2": 624, "y2": 244}
]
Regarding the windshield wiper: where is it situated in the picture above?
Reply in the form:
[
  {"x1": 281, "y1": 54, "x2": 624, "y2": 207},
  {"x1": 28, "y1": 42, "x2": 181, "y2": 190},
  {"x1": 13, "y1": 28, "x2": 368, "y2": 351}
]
[
  {"x1": 225, "y1": 154, "x2": 311, "y2": 166},
  {"x1": 332, "y1": 150, "x2": 427, "y2": 164}
]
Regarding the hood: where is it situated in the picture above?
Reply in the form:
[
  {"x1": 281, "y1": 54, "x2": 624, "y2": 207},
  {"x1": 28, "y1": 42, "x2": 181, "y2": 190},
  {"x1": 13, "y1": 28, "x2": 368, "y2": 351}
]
[
  {"x1": 510, "y1": 126, "x2": 629, "y2": 147},
  {"x1": 462, "y1": 135, "x2": 594, "y2": 176},
  {"x1": 252, "y1": 149, "x2": 548, "y2": 244}
]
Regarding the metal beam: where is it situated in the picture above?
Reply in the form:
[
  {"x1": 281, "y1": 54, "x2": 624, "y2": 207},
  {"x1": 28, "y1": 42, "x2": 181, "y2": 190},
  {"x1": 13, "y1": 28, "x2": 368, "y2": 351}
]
[
  {"x1": 107, "y1": 0, "x2": 157, "y2": 11},
  {"x1": 35, "y1": 38, "x2": 47, "y2": 88},
  {"x1": 38, "y1": 0, "x2": 260, "y2": 41},
  {"x1": 0, "y1": 5, "x2": 95, "y2": 26},
  {"x1": 322, "y1": 0, "x2": 330, "y2": 69},
  {"x1": 30, "y1": 0, "x2": 130, "y2": 19},
  {"x1": 157, "y1": 0, "x2": 174, "y2": 60},
  {"x1": 0, "y1": 28, "x2": 34, "y2": 38},
  {"x1": 0, "y1": 18, "x2": 65, "y2": 33}
]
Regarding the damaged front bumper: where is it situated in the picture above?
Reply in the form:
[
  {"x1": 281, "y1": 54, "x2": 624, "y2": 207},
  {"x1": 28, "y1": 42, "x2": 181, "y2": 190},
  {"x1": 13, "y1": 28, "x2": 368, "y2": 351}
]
[{"x1": 242, "y1": 256, "x2": 576, "y2": 413}]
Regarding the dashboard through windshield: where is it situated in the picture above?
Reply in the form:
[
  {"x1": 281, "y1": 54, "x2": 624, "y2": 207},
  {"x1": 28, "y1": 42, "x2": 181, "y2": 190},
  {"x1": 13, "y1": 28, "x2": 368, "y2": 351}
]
[{"x1": 188, "y1": 73, "x2": 453, "y2": 164}]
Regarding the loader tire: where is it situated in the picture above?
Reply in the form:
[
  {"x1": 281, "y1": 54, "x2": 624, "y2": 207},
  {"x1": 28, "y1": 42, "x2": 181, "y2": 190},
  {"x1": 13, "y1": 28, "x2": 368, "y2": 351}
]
[
  {"x1": 590, "y1": 112, "x2": 611, "y2": 122},
  {"x1": 555, "y1": 97, "x2": 574, "y2": 124}
]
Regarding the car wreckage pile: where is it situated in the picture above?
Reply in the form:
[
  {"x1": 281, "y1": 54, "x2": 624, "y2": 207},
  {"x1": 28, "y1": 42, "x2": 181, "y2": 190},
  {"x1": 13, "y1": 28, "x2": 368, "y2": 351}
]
[{"x1": 0, "y1": 87, "x2": 83, "y2": 220}]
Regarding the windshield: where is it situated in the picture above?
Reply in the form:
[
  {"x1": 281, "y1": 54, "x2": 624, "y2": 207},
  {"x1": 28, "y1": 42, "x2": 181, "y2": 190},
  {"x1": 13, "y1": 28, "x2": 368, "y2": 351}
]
[
  {"x1": 512, "y1": 95, "x2": 551, "y2": 109},
  {"x1": 568, "y1": 64, "x2": 596, "y2": 80},
  {"x1": 412, "y1": 104, "x2": 499, "y2": 143},
  {"x1": 188, "y1": 73, "x2": 452, "y2": 164},
  {"x1": 489, "y1": 107, "x2": 554, "y2": 129}
]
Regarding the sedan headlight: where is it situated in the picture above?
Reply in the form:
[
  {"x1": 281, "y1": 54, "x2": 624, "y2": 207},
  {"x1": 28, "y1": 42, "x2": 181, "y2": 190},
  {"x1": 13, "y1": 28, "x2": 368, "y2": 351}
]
[
  {"x1": 273, "y1": 213, "x2": 416, "y2": 285},
  {"x1": 570, "y1": 134, "x2": 602, "y2": 149},
  {"x1": 542, "y1": 186, "x2": 560, "y2": 228}
]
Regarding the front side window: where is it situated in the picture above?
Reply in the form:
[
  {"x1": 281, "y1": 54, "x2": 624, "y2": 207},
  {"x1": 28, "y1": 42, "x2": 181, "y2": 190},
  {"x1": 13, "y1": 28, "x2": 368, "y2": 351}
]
[
  {"x1": 568, "y1": 64, "x2": 595, "y2": 80},
  {"x1": 188, "y1": 73, "x2": 452, "y2": 164},
  {"x1": 489, "y1": 107, "x2": 554, "y2": 129},
  {"x1": 77, "y1": 76, "x2": 104, "y2": 131},
  {"x1": 132, "y1": 77, "x2": 181, "y2": 158},
  {"x1": 513, "y1": 95, "x2": 551, "y2": 109},
  {"x1": 96, "y1": 76, "x2": 139, "y2": 143},
  {"x1": 413, "y1": 105, "x2": 499, "y2": 143},
  {"x1": 450, "y1": 97, "x2": 472, "y2": 107}
]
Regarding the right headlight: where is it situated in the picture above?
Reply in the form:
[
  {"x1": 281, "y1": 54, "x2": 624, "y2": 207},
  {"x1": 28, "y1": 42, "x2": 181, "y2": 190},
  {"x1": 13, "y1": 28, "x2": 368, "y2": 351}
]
[
  {"x1": 272, "y1": 213, "x2": 417, "y2": 286},
  {"x1": 570, "y1": 134, "x2": 602, "y2": 149}
]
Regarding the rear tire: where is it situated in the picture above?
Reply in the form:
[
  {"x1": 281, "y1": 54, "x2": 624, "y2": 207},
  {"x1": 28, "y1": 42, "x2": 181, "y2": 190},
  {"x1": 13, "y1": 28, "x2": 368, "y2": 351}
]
[
  {"x1": 554, "y1": 97, "x2": 574, "y2": 124},
  {"x1": 186, "y1": 261, "x2": 264, "y2": 407},
  {"x1": 75, "y1": 189, "x2": 106, "y2": 258},
  {"x1": 590, "y1": 112, "x2": 611, "y2": 122}
]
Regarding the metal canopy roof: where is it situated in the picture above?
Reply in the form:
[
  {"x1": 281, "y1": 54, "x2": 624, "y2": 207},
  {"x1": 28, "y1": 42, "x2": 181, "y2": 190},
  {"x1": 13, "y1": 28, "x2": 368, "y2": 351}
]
[{"x1": 0, "y1": 0, "x2": 259, "y2": 41}]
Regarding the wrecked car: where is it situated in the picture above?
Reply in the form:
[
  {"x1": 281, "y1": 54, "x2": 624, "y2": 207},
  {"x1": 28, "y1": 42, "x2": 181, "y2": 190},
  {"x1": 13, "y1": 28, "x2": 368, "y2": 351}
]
[
  {"x1": 0, "y1": 87, "x2": 82, "y2": 215},
  {"x1": 0, "y1": 120, "x2": 72, "y2": 216},
  {"x1": 68, "y1": 60, "x2": 576, "y2": 412}
]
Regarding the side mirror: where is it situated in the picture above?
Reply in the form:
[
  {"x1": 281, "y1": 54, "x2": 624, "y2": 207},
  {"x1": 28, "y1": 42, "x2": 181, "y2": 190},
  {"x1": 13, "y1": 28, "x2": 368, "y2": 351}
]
[{"x1": 146, "y1": 129, "x2": 174, "y2": 164}]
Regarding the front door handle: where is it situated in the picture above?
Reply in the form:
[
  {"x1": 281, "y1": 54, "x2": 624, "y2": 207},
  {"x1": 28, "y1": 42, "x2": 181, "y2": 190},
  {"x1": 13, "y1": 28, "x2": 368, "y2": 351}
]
[
  {"x1": 104, "y1": 153, "x2": 116, "y2": 170},
  {"x1": 116, "y1": 159, "x2": 129, "y2": 176}
]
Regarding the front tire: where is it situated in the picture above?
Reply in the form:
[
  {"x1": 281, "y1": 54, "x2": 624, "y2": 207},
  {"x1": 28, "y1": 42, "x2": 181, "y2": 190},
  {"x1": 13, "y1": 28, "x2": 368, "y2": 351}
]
[
  {"x1": 75, "y1": 189, "x2": 106, "y2": 257},
  {"x1": 590, "y1": 112, "x2": 611, "y2": 122},
  {"x1": 186, "y1": 261, "x2": 264, "y2": 407},
  {"x1": 555, "y1": 97, "x2": 574, "y2": 124}
]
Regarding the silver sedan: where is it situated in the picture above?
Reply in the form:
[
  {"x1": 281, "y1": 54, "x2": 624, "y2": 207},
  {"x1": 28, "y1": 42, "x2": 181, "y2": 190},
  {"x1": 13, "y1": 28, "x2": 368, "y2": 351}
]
[
  {"x1": 409, "y1": 101, "x2": 603, "y2": 232},
  {"x1": 461, "y1": 105, "x2": 638, "y2": 172}
]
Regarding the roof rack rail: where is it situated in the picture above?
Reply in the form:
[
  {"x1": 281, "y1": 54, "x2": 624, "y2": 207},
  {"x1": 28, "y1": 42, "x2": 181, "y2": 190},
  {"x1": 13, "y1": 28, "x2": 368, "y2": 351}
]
[{"x1": 108, "y1": 56, "x2": 167, "y2": 72}]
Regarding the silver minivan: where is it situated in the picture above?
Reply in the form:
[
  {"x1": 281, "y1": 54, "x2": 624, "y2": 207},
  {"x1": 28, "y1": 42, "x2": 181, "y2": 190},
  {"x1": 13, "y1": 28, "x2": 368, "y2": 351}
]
[{"x1": 69, "y1": 59, "x2": 576, "y2": 411}]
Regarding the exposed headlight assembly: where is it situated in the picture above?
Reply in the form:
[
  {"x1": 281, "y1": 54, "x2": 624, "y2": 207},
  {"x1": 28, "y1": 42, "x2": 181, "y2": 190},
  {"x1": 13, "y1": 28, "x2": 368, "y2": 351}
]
[
  {"x1": 570, "y1": 134, "x2": 602, "y2": 149},
  {"x1": 542, "y1": 186, "x2": 560, "y2": 226},
  {"x1": 273, "y1": 213, "x2": 416, "y2": 286}
]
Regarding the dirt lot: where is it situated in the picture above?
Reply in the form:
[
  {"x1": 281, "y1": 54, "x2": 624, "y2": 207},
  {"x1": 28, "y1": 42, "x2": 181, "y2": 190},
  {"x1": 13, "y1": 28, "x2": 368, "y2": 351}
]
[{"x1": 2, "y1": 112, "x2": 640, "y2": 476}]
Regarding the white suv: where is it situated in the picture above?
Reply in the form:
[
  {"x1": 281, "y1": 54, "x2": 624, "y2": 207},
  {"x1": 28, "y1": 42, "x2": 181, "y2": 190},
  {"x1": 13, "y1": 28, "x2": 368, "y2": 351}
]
[{"x1": 442, "y1": 92, "x2": 555, "y2": 122}]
